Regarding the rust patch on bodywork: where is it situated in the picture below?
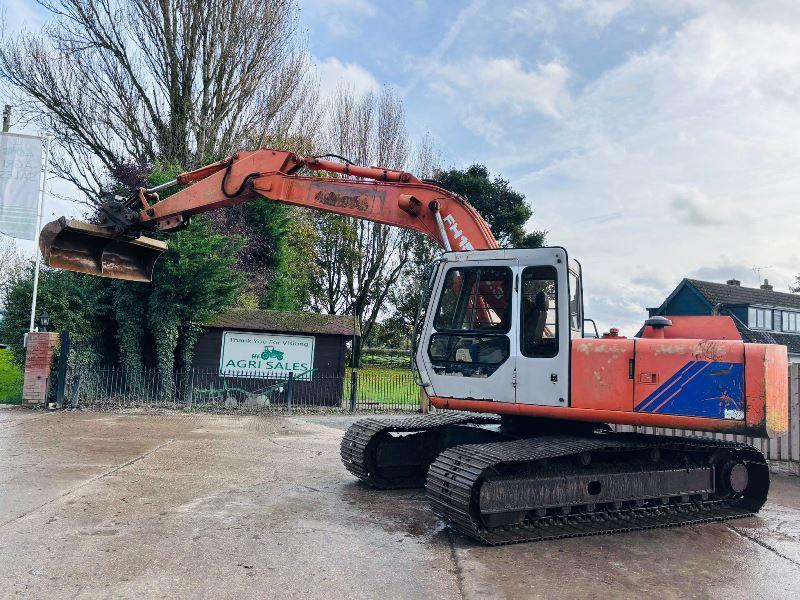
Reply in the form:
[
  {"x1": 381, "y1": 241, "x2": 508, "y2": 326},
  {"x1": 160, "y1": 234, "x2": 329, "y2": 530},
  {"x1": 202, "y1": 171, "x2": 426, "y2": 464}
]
[{"x1": 309, "y1": 181, "x2": 386, "y2": 213}]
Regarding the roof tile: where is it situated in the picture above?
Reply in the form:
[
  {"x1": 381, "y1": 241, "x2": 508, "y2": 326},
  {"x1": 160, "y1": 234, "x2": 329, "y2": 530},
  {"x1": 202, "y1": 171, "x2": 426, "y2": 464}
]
[
  {"x1": 204, "y1": 309, "x2": 359, "y2": 336},
  {"x1": 653, "y1": 279, "x2": 800, "y2": 354},
  {"x1": 725, "y1": 313, "x2": 800, "y2": 354},
  {"x1": 687, "y1": 279, "x2": 800, "y2": 310}
]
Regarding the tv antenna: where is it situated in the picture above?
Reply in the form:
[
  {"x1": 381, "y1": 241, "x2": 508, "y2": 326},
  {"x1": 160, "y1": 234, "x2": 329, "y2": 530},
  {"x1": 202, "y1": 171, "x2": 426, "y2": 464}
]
[{"x1": 752, "y1": 265, "x2": 772, "y2": 285}]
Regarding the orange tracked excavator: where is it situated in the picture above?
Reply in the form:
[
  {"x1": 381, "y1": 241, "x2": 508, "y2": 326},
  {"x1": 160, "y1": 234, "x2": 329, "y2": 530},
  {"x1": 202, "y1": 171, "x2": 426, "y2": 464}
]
[{"x1": 40, "y1": 148, "x2": 788, "y2": 545}]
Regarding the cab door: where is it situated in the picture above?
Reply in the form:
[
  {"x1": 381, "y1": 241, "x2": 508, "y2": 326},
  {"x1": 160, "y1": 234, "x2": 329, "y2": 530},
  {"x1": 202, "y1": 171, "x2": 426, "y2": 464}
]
[
  {"x1": 421, "y1": 257, "x2": 518, "y2": 403},
  {"x1": 514, "y1": 248, "x2": 572, "y2": 406}
]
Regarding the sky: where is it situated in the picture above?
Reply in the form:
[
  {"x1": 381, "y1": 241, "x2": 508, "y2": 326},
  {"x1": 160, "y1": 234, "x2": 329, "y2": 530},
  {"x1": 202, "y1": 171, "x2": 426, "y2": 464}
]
[{"x1": 5, "y1": 0, "x2": 800, "y2": 334}]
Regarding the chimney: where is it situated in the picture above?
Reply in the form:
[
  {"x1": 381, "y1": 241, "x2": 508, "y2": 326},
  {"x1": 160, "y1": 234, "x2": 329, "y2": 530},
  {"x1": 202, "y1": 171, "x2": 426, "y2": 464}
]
[
  {"x1": 726, "y1": 278, "x2": 741, "y2": 286},
  {"x1": 760, "y1": 279, "x2": 773, "y2": 291}
]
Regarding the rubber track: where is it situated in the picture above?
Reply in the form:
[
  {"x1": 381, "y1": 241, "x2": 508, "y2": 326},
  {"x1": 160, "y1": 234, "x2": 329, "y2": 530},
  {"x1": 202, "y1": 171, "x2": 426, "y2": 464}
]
[
  {"x1": 340, "y1": 412, "x2": 501, "y2": 489},
  {"x1": 426, "y1": 433, "x2": 768, "y2": 545}
]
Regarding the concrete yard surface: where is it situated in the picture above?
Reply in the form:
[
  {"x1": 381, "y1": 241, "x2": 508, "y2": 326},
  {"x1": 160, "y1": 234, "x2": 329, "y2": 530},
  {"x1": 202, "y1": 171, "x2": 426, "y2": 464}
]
[{"x1": 1, "y1": 407, "x2": 799, "y2": 599}]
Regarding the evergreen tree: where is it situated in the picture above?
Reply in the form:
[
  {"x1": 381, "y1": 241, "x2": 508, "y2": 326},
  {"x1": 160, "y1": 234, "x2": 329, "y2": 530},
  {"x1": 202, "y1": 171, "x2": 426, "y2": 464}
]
[
  {"x1": 384, "y1": 164, "x2": 546, "y2": 345},
  {"x1": 0, "y1": 265, "x2": 112, "y2": 364},
  {"x1": 436, "y1": 165, "x2": 546, "y2": 248}
]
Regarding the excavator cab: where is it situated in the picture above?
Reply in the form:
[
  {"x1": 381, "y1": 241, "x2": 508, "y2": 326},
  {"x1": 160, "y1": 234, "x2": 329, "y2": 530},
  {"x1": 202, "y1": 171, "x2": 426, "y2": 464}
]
[
  {"x1": 39, "y1": 218, "x2": 166, "y2": 282},
  {"x1": 414, "y1": 247, "x2": 580, "y2": 408}
]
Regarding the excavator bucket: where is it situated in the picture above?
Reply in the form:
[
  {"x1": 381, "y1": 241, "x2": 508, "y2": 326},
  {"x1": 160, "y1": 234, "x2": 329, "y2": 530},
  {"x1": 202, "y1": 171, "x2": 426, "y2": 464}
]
[{"x1": 39, "y1": 218, "x2": 167, "y2": 282}]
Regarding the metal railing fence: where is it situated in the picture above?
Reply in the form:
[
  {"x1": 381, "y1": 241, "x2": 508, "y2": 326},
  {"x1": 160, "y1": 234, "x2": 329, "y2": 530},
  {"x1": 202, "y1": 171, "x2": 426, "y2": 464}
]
[{"x1": 63, "y1": 366, "x2": 421, "y2": 413}]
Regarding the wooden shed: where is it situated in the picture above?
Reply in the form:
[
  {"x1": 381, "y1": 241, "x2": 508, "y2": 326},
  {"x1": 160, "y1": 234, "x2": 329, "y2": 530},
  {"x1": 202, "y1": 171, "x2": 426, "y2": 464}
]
[{"x1": 192, "y1": 309, "x2": 359, "y2": 407}]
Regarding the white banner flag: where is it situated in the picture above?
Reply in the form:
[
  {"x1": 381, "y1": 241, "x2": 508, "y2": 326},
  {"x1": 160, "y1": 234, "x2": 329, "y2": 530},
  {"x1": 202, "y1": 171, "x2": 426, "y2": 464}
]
[{"x1": 0, "y1": 132, "x2": 43, "y2": 240}]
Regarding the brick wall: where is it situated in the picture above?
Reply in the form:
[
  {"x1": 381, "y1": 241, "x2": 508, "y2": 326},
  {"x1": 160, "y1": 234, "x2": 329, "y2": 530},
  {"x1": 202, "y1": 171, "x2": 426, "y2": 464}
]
[{"x1": 22, "y1": 332, "x2": 60, "y2": 406}]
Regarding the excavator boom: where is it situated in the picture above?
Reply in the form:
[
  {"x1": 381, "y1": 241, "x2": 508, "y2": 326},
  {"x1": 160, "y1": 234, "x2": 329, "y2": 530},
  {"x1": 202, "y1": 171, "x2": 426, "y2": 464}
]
[{"x1": 40, "y1": 149, "x2": 498, "y2": 281}]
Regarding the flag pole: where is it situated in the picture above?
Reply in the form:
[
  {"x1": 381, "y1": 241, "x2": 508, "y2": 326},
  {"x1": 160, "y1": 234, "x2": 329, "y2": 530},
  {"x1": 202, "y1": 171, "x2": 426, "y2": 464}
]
[{"x1": 28, "y1": 132, "x2": 53, "y2": 332}]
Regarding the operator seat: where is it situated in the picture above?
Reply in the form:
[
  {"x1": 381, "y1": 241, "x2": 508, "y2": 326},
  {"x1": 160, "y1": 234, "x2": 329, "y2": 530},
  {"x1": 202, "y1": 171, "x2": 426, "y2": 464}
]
[
  {"x1": 532, "y1": 291, "x2": 549, "y2": 341},
  {"x1": 523, "y1": 290, "x2": 549, "y2": 355}
]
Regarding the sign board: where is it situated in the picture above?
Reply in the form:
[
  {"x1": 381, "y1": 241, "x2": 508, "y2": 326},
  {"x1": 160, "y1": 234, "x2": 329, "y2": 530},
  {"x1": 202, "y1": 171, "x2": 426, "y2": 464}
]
[
  {"x1": 219, "y1": 331, "x2": 315, "y2": 379},
  {"x1": 0, "y1": 133, "x2": 42, "y2": 240}
]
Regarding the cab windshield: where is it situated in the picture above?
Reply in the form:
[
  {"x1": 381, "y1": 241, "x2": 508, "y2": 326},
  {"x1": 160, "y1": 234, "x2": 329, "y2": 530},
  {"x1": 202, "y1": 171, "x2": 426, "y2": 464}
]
[
  {"x1": 433, "y1": 267, "x2": 511, "y2": 332},
  {"x1": 429, "y1": 266, "x2": 512, "y2": 377}
]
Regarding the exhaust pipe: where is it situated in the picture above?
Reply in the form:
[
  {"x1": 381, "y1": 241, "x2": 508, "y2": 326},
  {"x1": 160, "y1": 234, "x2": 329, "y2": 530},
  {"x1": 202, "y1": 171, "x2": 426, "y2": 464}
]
[{"x1": 39, "y1": 218, "x2": 167, "y2": 282}]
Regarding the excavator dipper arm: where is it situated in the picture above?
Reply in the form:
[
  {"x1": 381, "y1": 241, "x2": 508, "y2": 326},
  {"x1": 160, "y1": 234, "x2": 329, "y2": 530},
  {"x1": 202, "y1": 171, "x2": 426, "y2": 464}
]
[{"x1": 40, "y1": 149, "x2": 498, "y2": 281}]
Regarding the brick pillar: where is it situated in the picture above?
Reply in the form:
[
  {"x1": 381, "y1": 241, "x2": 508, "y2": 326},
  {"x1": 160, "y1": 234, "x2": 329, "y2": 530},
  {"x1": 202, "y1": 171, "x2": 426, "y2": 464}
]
[{"x1": 22, "y1": 332, "x2": 60, "y2": 407}]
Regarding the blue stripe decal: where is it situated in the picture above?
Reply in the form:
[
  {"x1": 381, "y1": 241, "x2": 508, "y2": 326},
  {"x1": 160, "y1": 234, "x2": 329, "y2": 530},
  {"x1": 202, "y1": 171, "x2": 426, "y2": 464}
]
[
  {"x1": 634, "y1": 360, "x2": 704, "y2": 412},
  {"x1": 635, "y1": 360, "x2": 744, "y2": 419}
]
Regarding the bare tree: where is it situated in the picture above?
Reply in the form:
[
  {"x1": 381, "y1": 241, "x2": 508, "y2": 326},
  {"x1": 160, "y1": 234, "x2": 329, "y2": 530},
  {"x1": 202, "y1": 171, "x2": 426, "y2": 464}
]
[
  {"x1": 384, "y1": 132, "x2": 443, "y2": 341},
  {"x1": 412, "y1": 131, "x2": 442, "y2": 182},
  {"x1": 310, "y1": 86, "x2": 410, "y2": 362},
  {"x1": 0, "y1": 0, "x2": 316, "y2": 202},
  {"x1": 0, "y1": 237, "x2": 27, "y2": 305}
]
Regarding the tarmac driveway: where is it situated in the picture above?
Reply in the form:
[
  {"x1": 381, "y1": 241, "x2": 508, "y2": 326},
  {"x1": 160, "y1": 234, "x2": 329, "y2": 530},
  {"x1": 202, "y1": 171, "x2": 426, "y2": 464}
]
[{"x1": 1, "y1": 407, "x2": 799, "y2": 599}]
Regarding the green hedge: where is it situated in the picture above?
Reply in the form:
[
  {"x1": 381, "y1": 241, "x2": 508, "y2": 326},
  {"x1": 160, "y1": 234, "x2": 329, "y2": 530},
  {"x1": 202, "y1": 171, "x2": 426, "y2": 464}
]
[{"x1": 0, "y1": 348, "x2": 22, "y2": 404}]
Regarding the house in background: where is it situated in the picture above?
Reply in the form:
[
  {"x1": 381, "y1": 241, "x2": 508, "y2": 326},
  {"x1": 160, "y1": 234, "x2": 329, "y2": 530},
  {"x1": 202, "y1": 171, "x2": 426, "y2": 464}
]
[{"x1": 647, "y1": 277, "x2": 800, "y2": 364}]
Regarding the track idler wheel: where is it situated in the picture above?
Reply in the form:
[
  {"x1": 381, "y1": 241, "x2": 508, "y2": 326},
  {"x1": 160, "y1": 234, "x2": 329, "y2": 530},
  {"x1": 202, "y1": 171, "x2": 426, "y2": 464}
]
[{"x1": 720, "y1": 460, "x2": 749, "y2": 495}]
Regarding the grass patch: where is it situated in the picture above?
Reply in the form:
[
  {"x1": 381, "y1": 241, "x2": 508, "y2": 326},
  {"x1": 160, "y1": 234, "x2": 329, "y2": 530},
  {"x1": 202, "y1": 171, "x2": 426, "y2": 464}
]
[
  {"x1": 346, "y1": 366, "x2": 418, "y2": 406},
  {"x1": 360, "y1": 349, "x2": 411, "y2": 369},
  {"x1": 0, "y1": 348, "x2": 23, "y2": 405}
]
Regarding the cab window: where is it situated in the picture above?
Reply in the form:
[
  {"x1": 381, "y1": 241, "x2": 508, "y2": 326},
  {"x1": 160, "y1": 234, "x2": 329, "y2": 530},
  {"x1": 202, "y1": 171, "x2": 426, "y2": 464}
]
[
  {"x1": 521, "y1": 266, "x2": 558, "y2": 357},
  {"x1": 568, "y1": 270, "x2": 582, "y2": 333},
  {"x1": 434, "y1": 267, "x2": 512, "y2": 332},
  {"x1": 429, "y1": 266, "x2": 512, "y2": 376}
]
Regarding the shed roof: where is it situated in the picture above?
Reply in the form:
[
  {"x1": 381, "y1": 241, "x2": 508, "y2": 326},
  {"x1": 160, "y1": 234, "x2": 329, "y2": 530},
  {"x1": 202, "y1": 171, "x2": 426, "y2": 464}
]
[{"x1": 204, "y1": 309, "x2": 359, "y2": 337}]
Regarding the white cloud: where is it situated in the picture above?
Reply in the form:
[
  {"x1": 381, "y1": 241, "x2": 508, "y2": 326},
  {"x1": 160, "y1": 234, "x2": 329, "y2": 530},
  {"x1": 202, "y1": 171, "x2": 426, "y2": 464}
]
[
  {"x1": 689, "y1": 259, "x2": 759, "y2": 287},
  {"x1": 474, "y1": 58, "x2": 572, "y2": 119},
  {"x1": 558, "y1": 0, "x2": 633, "y2": 28},
  {"x1": 508, "y1": 1, "x2": 557, "y2": 33},
  {"x1": 1, "y1": 0, "x2": 44, "y2": 34},
  {"x1": 302, "y1": 0, "x2": 376, "y2": 14},
  {"x1": 507, "y1": 2, "x2": 800, "y2": 333},
  {"x1": 426, "y1": 57, "x2": 572, "y2": 141},
  {"x1": 314, "y1": 56, "x2": 380, "y2": 100},
  {"x1": 402, "y1": 0, "x2": 489, "y2": 97},
  {"x1": 301, "y1": 0, "x2": 376, "y2": 37},
  {"x1": 668, "y1": 186, "x2": 726, "y2": 227},
  {"x1": 459, "y1": 113, "x2": 505, "y2": 146},
  {"x1": 428, "y1": 0, "x2": 488, "y2": 64}
]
